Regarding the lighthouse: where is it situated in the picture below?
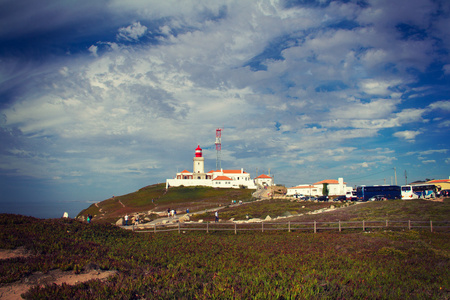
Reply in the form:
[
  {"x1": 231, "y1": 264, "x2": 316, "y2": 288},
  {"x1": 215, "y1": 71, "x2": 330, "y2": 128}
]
[{"x1": 193, "y1": 145, "x2": 205, "y2": 174}]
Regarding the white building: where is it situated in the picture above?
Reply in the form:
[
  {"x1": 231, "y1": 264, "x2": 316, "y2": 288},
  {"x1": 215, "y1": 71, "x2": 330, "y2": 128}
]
[
  {"x1": 254, "y1": 174, "x2": 274, "y2": 187},
  {"x1": 286, "y1": 185, "x2": 321, "y2": 197},
  {"x1": 287, "y1": 178, "x2": 351, "y2": 197},
  {"x1": 166, "y1": 145, "x2": 257, "y2": 189}
]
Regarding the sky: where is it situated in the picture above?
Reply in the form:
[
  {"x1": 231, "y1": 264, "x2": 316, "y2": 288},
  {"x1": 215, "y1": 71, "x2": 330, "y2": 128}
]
[{"x1": 1, "y1": 0, "x2": 449, "y2": 218}]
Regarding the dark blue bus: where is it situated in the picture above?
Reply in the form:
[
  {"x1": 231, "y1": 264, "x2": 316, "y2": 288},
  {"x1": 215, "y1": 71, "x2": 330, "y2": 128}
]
[{"x1": 356, "y1": 185, "x2": 401, "y2": 201}]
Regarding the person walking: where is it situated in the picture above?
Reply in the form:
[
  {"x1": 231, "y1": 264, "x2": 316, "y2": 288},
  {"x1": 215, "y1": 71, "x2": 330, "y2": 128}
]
[
  {"x1": 215, "y1": 211, "x2": 219, "y2": 222},
  {"x1": 124, "y1": 214, "x2": 129, "y2": 226}
]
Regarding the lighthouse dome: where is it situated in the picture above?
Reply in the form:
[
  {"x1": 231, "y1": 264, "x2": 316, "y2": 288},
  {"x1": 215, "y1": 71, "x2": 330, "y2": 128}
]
[{"x1": 195, "y1": 145, "x2": 202, "y2": 157}]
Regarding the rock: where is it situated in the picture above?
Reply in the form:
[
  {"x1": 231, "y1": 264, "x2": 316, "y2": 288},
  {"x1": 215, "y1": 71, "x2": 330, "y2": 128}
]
[
  {"x1": 198, "y1": 219, "x2": 203, "y2": 223},
  {"x1": 265, "y1": 215, "x2": 272, "y2": 221},
  {"x1": 302, "y1": 206, "x2": 305, "y2": 208},
  {"x1": 144, "y1": 217, "x2": 151, "y2": 222},
  {"x1": 116, "y1": 218, "x2": 123, "y2": 226},
  {"x1": 248, "y1": 218, "x2": 262, "y2": 223},
  {"x1": 330, "y1": 205, "x2": 335, "y2": 209},
  {"x1": 229, "y1": 218, "x2": 235, "y2": 222},
  {"x1": 179, "y1": 215, "x2": 190, "y2": 222}
]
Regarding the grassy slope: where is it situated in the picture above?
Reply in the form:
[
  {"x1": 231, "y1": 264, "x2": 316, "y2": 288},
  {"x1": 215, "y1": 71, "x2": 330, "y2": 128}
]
[
  {"x1": 289, "y1": 198, "x2": 450, "y2": 222},
  {"x1": 189, "y1": 198, "x2": 450, "y2": 223},
  {"x1": 77, "y1": 183, "x2": 254, "y2": 222},
  {"x1": 1, "y1": 200, "x2": 449, "y2": 299}
]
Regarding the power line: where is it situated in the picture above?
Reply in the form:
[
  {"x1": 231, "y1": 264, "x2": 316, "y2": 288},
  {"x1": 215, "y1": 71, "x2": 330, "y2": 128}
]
[{"x1": 346, "y1": 168, "x2": 395, "y2": 182}]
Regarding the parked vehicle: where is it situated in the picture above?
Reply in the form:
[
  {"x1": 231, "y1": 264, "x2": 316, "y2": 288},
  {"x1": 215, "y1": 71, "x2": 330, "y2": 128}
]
[
  {"x1": 401, "y1": 184, "x2": 437, "y2": 199},
  {"x1": 294, "y1": 194, "x2": 306, "y2": 200},
  {"x1": 335, "y1": 195, "x2": 346, "y2": 201},
  {"x1": 439, "y1": 189, "x2": 450, "y2": 197},
  {"x1": 356, "y1": 185, "x2": 401, "y2": 201},
  {"x1": 369, "y1": 195, "x2": 386, "y2": 201},
  {"x1": 317, "y1": 195, "x2": 329, "y2": 201},
  {"x1": 346, "y1": 191, "x2": 357, "y2": 201}
]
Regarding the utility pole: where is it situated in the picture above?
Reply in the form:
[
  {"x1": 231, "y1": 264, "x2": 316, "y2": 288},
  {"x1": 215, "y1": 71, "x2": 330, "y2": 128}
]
[{"x1": 394, "y1": 167, "x2": 397, "y2": 185}]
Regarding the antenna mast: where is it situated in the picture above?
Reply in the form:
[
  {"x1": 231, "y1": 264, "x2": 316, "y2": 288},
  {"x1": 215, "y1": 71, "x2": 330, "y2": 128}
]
[{"x1": 215, "y1": 128, "x2": 222, "y2": 170}]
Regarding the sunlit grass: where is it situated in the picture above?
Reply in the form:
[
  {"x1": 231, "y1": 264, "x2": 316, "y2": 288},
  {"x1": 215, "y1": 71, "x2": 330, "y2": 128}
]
[{"x1": 1, "y1": 213, "x2": 448, "y2": 299}]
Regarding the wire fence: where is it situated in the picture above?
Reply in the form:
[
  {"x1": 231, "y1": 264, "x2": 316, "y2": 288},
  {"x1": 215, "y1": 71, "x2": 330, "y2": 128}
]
[{"x1": 131, "y1": 220, "x2": 450, "y2": 234}]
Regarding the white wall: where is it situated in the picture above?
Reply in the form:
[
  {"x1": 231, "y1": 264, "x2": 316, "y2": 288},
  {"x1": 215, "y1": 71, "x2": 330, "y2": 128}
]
[{"x1": 166, "y1": 178, "x2": 256, "y2": 189}]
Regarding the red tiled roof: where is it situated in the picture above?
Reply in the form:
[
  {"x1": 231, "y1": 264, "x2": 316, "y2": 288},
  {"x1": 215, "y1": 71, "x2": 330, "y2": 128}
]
[
  {"x1": 427, "y1": 179, "x2": 450, "y2": 183},
  {"x1": 180, "y1": 170, "x2": 190, "y2": 173},
  {"x1": 256, "y1": 174, "x2": 272, "y2": 179},
  {"x1": 313, "y1": 179, "x2": 346, "y2": 185},
  {"x1": 213, "y1": 176, "x2": 232, "y2": 181}
]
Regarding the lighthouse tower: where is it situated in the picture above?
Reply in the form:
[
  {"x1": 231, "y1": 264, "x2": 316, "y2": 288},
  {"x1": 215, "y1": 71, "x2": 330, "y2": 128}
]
[{"x1": 193, "y1": 145, "x2": 205, "y2": 174}]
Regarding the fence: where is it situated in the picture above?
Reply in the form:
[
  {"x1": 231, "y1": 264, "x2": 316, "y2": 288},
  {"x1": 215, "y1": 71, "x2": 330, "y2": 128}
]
[{"x1": 132, "y1": 220, "x2": 450, "y2": 234}]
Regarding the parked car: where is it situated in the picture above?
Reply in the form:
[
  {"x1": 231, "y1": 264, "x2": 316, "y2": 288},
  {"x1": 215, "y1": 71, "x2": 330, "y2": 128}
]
[
  {"x1": 335, "y1": 195, "x2": 346, "y2": 201},
  {"x1": 439, "y1": 189, "x2": 450, "y2": 197},
  {"x1": 369, "y1": 195, "x2": 386, "y2": 201},
  {"x1": 317, "y1": 195, "x2": 329, "y2": 201},
  {"x1": 346, "y1": 191, "x2": 357, "y2": 201}
]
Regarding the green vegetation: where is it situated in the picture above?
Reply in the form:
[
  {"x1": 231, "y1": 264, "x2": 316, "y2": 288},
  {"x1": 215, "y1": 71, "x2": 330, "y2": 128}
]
[
  {"x1": 287, "y1": 199, "x2": 450, "y2": 224},
  {"x1": 191, "y1": 199, "x2": 347, "y2": 221},
  {"x1": 1, "y1": 199, "x2": 449, "y2": 299},
  {"x1": 78, "y1": 184, "x2": 254, "y2": 223}
]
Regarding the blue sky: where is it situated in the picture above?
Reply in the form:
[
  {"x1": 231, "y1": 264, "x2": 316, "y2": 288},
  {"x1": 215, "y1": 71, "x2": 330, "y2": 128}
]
[{"x1": 1, "y1": 0, "x2": 449, "y2": 218}]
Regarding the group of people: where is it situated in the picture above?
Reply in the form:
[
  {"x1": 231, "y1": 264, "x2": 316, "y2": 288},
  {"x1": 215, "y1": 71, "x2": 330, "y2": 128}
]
[
  {"x1": 120, "y1": 209, "x2": 220, "y2": 225},
  {"x1": 123, "y1": 214, "x2": 139, "y2": 226}
]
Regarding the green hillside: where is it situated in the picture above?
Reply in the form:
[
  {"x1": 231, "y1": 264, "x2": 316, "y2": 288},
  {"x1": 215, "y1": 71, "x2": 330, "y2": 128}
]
[
  {"x1": 77, "y1": 183, "x2": 254, "y2": 222},
  {"x1": 1, "y1": 202, "x2": 449, "y2": 299}
]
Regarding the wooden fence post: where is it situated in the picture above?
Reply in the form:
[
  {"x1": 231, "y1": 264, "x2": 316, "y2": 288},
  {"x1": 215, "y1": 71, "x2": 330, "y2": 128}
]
[
  {"x1": 386, "y1": 220, "x2": 388, "y2": 227},
  {"x1": 314, "y1": 221, "x2": 316, "y2": 233},
  {"x1": 363, "y1": 220, "x2": 365, "y2": 231},
  {"x1": 430, "y1": 220, "x2": 433, "y2": 232},
  {"x1": 262, "y1": 222, "x2": 264, "y2": 233},
  {"x1": 178, "y1": 222, "x2": 180, "y2": 234},
  {"x1": 154, "y1": 224, "x2": 156, "y2": 233},
  {"x1": 234, "y1": 223, "x2": 237, "y2": 235},
  {"x1": 408, "y1": 220, "x2": 411, "y2": 230},
  {"x1": 339, "y1": 220, "x2": 341, "y2": 232},
  {"x1": 288, "y1": 221, "x2": 291, "y2": 232}
]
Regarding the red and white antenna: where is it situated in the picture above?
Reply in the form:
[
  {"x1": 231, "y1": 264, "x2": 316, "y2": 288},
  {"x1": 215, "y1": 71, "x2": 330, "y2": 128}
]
[{"x1": 215, "y1": 128, "x2": 222, "y2": 170}]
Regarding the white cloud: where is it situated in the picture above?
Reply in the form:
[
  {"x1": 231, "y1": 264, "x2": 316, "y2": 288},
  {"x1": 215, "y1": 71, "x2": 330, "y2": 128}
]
[
  {"x1": 443, "y1": 64, "x2": 450, "y2": 74},
  {"x1": 422, "y1": 160, "x2": 436, "y2": 164},
  {"x1": 1, "y1": 0, "x2": 449, "y2": 200},
  {"x1": 428, "y1": 100, "x2": 450, "y2": 111},
  {"x1": 393, "y1": 130, "x2": 421, "y2": 141},
  {"x1": 359, "y1": 79, "x2": 402, "y2": 96},
  {"x1": 117, "y1": 21, "x2": 147, "y2": 41},
  {"x1": 88, "y1": 45, "x2": 98, "y2": 57}
]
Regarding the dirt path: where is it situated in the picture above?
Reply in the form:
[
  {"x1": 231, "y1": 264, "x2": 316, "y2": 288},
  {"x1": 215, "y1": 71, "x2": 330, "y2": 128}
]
[{"x1": 0, "y1": 249, "x2": 117, "y2": 300}]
